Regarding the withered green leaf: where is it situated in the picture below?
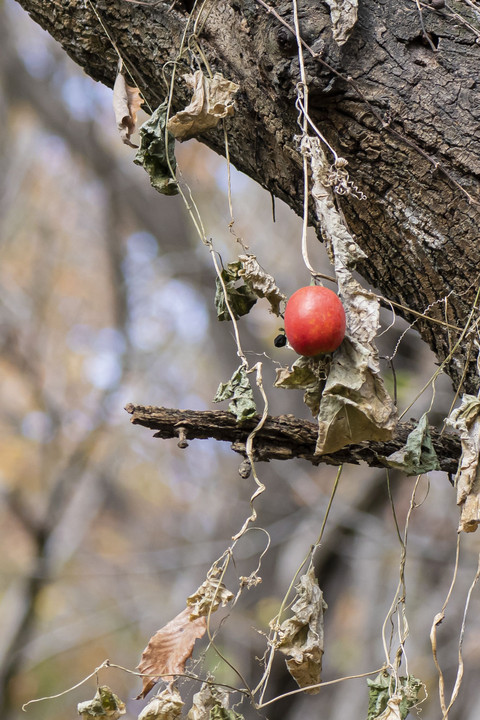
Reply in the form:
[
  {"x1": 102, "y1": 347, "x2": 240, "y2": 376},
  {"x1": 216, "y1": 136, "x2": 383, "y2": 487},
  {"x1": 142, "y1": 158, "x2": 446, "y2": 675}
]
[
  {"x1": 386, "y1": 413, "x2": 440, "y2": 475},
  {"x1": 210, "y1": 707, "x2": 244, "y2": 720},
  {"x1": 274, "y1": 356, "x2": 328, "y2": 417},
  {"x1": 188, "y1": 683, "x2": 244, "y2": 720},
  {"x1": 367, "y1": 672, "x2": 422, "y2": 720},
  {"x1": 215, "y1": 261, "x2": 257, "y2": 322},
  {"x1": 134, "y1": 102, "x2": 178, "y2": 196},
  {"x1": 238, "y1": 254, "x2": 286, "y2": 316},
  {"x1": 77, "y1": 686, "x2": 126, "y2": 719},
  {"x1": 213, "y1": 366, "x2": 256, "y2": 423},
  {"x1": 188, "y1": 684, "x2": 229, "y2": 720}
]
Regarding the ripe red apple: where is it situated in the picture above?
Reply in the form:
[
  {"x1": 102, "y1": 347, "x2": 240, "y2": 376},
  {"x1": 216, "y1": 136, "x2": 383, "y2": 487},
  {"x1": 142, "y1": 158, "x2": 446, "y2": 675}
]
[{"x1": 284, "y1": 286, "x2": 346, "y2": 356}]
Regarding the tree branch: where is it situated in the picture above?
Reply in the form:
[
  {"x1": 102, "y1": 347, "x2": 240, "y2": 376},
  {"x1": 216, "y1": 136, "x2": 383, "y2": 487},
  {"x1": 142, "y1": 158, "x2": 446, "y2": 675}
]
[{"x1": 125, "y1": 404, "x2": 460, "y2": 476}]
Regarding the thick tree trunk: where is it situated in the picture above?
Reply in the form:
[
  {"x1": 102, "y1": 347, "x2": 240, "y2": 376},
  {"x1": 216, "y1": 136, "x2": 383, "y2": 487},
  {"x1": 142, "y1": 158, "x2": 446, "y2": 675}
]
[{"x1": 15, "y1": 0, "x2": 480, "y2": 391}]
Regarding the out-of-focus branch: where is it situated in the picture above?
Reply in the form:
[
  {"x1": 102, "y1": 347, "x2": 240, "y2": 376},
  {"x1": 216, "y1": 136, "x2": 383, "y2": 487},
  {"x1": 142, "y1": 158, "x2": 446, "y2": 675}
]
[
  {"x1": 0, "y1": 20, "x2": 188, "y2": 252},
  {"x1": 125, "y1": 404, "x2": 461, "y2": 476}
]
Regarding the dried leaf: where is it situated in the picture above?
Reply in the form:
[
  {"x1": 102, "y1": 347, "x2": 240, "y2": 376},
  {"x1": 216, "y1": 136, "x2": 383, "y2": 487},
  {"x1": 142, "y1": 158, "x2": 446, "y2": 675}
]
[
  {"x1": 276, "y1": 567, "x2": 327, "y2": 694},
  {"x1": 187, "y1": 567, "x2": 234, "y2": 619},
  {"x1": 215, "y1": 261, "x2": 258, "y2": 321},
  {"x1": 274, "y1": 356, "x2": 329, "y2": 416},
  {"x1": 113, "y1": 72, "x2": 144, "y2": 148},
  {"x1": 376, "y1": 698, "x2": 402, "y2": 720},
  {"x1": 367, "y1": 672, "x2": 422, "y2": 720},
  {"x1": 136, "y1": 607, "x2": 206, "y2": 698},
  {"x1": 386, "y1": 413, "x2": 440, "y2": 475},
  {"x1": 315, "y1": 338, "x2": 396, "y2": 454},
  {"x1": 446, "y1": 394, "x2": 480, "y2": 532},
  {"x1": 238, "y1": 254, "x2": 286, "y2": 316},
  {"x1": 213, "y1": 366, "x2": 256, "y2": 423},
  {"x1": 167, "y1": 70, "x2": 239, "y2": 141},
  {"x1": 301, "y1": 136, "x2": 397, "y2": 454},
  {"x1": 324, "y1": 0, "x2": 358, "y2": 45},
  {"x1": 210, "y1": 707, "x2": 244, "y2": 720},
  {"x1": 188, "y1": 683, "x2": 246, "y2": 720},
  {"x1": 134, "y1": 102, "x2": 178, "y2": 196},
  {"x1": 188, "y1": 684, "x2": 230, "y2": 720},
  {"x1": 368, "y1": 672, "x2": 394, "y2": 720},
  {"x1": 138, "y1": 688, "x2": 184, "y2": 720},
  {"x1": 78, "y1": 686, "x2": 126, "y2": 719}
]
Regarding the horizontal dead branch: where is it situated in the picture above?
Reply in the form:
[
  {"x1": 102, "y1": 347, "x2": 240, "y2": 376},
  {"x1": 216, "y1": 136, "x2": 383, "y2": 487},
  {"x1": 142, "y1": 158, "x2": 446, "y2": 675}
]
[{"x1": 125, "y1": 404, "x2": 460, "y2": 476}]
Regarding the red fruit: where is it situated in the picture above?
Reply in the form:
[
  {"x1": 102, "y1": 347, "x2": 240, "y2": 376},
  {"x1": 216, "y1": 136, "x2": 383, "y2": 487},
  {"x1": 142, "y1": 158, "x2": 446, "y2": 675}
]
[{"x1": 284, "y1": 286, "x2": 346, "y2": 356}]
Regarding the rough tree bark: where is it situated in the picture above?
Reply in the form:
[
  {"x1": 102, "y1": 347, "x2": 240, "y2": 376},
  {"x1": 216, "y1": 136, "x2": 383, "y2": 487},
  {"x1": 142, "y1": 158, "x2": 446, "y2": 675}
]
[
  {"x1": 14, "y1": 0, "x2": 480, "y2": 447},
  {"x1": 125, "y1": 403, "x2": 461, "y2": 474}
]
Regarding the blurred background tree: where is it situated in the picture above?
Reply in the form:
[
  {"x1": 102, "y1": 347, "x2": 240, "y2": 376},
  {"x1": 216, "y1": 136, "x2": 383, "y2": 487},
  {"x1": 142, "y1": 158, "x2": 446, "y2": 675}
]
[{"x1": 1, "y1": 2, "x2": 479, "y2": 719}]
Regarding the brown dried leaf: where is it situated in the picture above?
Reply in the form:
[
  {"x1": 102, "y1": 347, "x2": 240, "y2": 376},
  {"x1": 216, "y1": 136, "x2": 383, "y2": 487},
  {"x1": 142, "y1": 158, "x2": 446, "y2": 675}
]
[
  {"x1": 136, "y1": 607, "x2": 206, "y2": 698},
  {"x1": 275, "y1": 567, "x2": 327, "y2": 694},
  {"x1": 167, "y1": 70, "x2": 239, "y2": 141},
  {"x1": 446, "y1": 394, "x2": 480, "y2": 532},
  {"x1": 187, "y1": 567, "x2": 234, "y2": 619},
  {"x1": 113, "y1": 72, "x2": 144, "y2": 148}
]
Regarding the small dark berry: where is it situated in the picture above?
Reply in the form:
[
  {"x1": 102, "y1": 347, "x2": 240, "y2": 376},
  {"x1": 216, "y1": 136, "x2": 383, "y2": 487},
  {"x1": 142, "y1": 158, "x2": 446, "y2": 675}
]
[{"x1": 274, "y1": 333, "x2": 287, "y2": 348}]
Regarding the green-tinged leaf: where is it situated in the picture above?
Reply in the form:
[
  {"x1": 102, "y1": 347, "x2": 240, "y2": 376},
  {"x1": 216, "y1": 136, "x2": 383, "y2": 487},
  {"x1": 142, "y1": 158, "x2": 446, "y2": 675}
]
[
  {"x1": 213, "y1": 366, "x2": 256, "y2": 422},
  {"x1": 134, "y1": 102, "x2": 178, "y2": 195},
  {"x1": 211, "y1": 706, "x2": 244, "y2": 720},
  {"x1": 78, "y1": 686, "x2": 126, "y2": 719},
  {"x1": 238, "y1": 254, "x2": 286, "y2": 316},
  {"x1": 397, "y1": 676, "x2": 422, "y2": 719},
  {"x1": 386, "y1": 413, "x2": 440, "y2": 475},
  {"x1": 367, "y1": 672, "x2": 391, "y2": 720},
  {"x1": 274, "y1": 356, "x2": 329, "y2": 416},
  {"x1": 188, "y1": 683, "x2": 230, "y2": 720},
  {"x1": 215, "y1": 261, "x2": 257, "y2": 321},
  {"x1": 367, "y1": 672, "x2": 422, "y2": 720},
  {"x1": 276, "y1": 567, "x2": 327, "y2": 694}
]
